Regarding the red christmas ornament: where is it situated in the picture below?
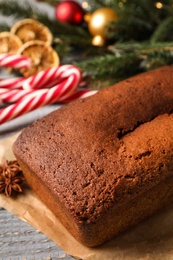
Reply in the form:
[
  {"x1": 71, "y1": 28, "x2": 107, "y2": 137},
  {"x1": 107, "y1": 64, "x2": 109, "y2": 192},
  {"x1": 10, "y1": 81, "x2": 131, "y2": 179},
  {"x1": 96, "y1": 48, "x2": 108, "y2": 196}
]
[{"x1": 55, "y1": 0, "x2": 84, "y2": 25}]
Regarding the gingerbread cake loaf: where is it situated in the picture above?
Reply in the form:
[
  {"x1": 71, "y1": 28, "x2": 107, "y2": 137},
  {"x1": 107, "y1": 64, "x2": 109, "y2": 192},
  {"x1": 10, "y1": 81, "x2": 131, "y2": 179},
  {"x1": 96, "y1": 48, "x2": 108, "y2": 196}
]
[{"x1": 13, "y1": 66, "x2": 173, "y2": 247}]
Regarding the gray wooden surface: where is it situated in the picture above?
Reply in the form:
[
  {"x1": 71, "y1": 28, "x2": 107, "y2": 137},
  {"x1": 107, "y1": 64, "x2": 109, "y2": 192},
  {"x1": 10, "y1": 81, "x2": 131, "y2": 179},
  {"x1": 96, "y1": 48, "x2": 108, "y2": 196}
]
[{"x1": 0, "y1": 207, "x2": 75, "y2": 260}]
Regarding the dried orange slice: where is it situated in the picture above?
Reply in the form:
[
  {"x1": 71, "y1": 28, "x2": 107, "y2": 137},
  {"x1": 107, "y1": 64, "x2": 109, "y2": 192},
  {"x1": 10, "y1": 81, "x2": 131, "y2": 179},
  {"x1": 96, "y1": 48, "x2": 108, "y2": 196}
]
[
  {"x1": 17, "y1": 40, "x2": 60, "y2": 77},
  {"x1": 0, "y1": 32, "x2": 22, "y2": 54},
  {"x1": 11, "y1": 18, "x2": 52, "y2": 45}
]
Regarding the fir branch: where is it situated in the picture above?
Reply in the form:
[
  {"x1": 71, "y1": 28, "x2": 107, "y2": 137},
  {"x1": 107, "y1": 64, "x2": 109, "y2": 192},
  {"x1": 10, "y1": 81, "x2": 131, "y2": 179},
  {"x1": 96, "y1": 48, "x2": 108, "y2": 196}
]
[
  {"x1": 151, "y1": 17, "x2": 173, "y2": 42},
  {"x1": 144, "y1": 49, "x2": 173, "y2": 70},
  {"x1": 76, "y1": 41, "x2": 173, "y2": 89},
  {"x1": 34, "y1": 0, "x2": 59, "y2": 6},
  {"x1": 76, "y1": 53, "x2": 143, "y2": 89},
  {"x1": 0, "y1": 0, "x2": 38, "y2": 19},
  {"x1": 107, "y1": 17, "x2": 153, "y2": 42},
  {"x1": 88, "y1": 0, "x2": 117, "y2": 9},
  {"x1": 108, "y1": 41, "x2": 173, "y2": 54},
  {"x1": 107, "y1": 0, "x2": 173, "y2": 42}
]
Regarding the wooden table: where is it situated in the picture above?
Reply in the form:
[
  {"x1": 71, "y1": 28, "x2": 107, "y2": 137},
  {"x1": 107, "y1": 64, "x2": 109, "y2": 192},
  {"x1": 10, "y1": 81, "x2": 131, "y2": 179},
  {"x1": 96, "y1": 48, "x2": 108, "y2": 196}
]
[{"x1": 0, "y1": 207, "x2": 74, "y2": 260}]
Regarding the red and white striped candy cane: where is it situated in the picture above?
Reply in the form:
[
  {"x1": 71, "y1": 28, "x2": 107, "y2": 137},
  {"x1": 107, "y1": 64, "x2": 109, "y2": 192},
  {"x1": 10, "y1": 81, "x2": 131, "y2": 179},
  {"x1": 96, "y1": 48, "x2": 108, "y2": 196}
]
[
  {"x1": 0, "y1": 65, "x2": 82, "y2": 104},
  {"x1": 23, "y1": 65, "x2": 82, "y2": 90},
  {"x1": 0, "y1": 88, "x2": 97, "y2": 124},
  {"x1": 0, "y1": 53, "x2": 31, "y2": 69},
  {"x1": 0, "y1": 87, "x2": 97, "y2": 105},
  {"x1": 0, "y1": 66, "x2": 83, "y2": 124},
  {"x1": 59, "y1": 89, "x2": 97, "y2": 103},
  {"x1": 0, "y1": 77, "x2": 26, "y2": 89},
  {"x1": 0, "y1": 88, "x2": 34, "y2": 103},
  {"x1": 0, "y1": 61, "x2": 97, "y2": 124},
  {"x1": 0, "y1": 65, "x2": 83, "y2": 92}
]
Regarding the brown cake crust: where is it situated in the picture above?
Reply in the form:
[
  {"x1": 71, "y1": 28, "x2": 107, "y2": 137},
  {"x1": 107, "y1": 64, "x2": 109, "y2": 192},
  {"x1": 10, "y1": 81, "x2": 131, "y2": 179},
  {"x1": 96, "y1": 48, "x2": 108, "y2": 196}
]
[{"x1": 13, "y1": 66, "x2": 173, "y2": 247}]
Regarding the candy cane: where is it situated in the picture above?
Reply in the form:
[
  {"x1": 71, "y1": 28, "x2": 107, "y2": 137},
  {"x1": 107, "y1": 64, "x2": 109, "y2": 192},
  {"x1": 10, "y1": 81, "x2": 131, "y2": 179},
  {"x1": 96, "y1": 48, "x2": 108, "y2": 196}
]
[
  {"x1": 0, "y1": 53, "x2": 31, "y2": 69},
  {"x1": 0, "y1": 66, "x2": 82, "y2": 103},
  {"x1": 0, "y1": 88, "x2": 96, "y2": 124},
  {"x1": 0, "y1": 66, "x2": 83, "y2": 91},
  {"x1": 23, "y1": 65, "x2": 82, "y2": 90},
  {"x1": 0, "y1": 88, "x2": 34, "y2": 103},
  {"x1": 0, "y1": 77, "x2": 26, "y2": 89},
  {"x1": 0, "y1": 67, "x2": 82, "y2": 124},
  {"x1": 59, "y1": 89, "x2": 97, "y2": 102},
  {"x1": 0, "y1": 57, "x2": 97, "y2": 124}
]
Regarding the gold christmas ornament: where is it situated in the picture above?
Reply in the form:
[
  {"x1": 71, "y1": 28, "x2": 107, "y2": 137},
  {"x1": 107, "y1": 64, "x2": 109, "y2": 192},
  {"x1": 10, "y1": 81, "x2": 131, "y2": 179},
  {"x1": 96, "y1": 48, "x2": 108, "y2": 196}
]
[
  {"x1": 92, "y1": 35, "x2": 105, "y2": 46},
  {"x1": 88, "y1": 8, "x2": 118, "y2": 46},
  {"x1": 84, "y1": 13, "x2": 91, "y2": 23}
]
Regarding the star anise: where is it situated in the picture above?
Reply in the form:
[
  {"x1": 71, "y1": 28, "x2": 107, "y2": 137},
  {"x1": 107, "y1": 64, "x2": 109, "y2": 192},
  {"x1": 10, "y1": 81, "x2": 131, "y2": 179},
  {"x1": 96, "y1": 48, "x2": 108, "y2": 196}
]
[{"x1": 0, "y1": 158, "x2": 25, "y2": 197}]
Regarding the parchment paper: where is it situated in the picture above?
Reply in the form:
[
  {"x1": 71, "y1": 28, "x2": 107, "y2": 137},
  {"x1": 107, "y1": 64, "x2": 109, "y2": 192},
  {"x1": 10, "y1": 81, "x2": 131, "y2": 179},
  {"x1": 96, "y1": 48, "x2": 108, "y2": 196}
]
[{"x1": 1, "y1": 134, "x2": 173, "y2": 260}]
